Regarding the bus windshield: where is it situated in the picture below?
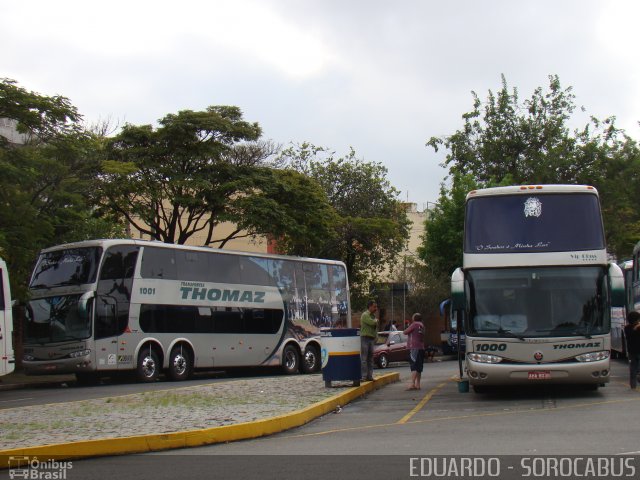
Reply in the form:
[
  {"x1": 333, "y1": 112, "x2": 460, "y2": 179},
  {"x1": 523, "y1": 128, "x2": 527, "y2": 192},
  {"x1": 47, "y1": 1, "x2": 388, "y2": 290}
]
[
  {"x1": 30, "y1": 247, "x2": 102, "y2": 288},
  {"x1": 467, "y1": 266, "x2": 608, "y2": 338},
  {"x1": 465, "y1": 193, "x2": 605, "y2": 254},
  {"x1": 25, "y1": 295, "x2": 92, "y2": 343}
]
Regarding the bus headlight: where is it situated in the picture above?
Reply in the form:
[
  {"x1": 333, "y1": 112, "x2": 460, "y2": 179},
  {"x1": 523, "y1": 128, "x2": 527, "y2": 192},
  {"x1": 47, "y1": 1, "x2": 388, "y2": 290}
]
[
  {"x1": 23, "y1": 354, "x2": 35, "y2": 361},
  {"x1": 467, "y1": 352, "x2": 503, "y2": 364},
  {"x1": 68, "y1": 349, "x2": 91, "y2": 359},
  {"x1": 575, "y1": 351, "x2": 609, "y2": 363}
]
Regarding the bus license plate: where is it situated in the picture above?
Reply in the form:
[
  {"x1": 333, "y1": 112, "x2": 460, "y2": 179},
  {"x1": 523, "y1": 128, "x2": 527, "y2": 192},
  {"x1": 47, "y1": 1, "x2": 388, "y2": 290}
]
[{"x1": 528, "y1": 371, "x2": 551, "y2": 380}]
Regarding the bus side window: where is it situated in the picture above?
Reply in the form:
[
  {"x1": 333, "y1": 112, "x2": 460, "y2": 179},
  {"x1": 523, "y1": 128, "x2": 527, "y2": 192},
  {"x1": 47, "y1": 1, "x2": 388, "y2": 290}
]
[
  {"x1": 176, "y1": 250, "x2": 210, "y2": 282},
  {"x1": 141, "y1": 247, "x2": 176, "y2": 279},
  {"x1": 208, "y1": 254, "x2": 241, "y2": 284},
  {"x1": 101, "y1": 247, "x2": 139, "y2": 280}
]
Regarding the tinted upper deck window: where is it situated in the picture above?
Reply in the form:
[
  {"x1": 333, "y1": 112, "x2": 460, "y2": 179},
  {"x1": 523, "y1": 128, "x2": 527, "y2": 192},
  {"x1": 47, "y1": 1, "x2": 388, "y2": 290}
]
[{"x1": 464, "y1": 193, "x2": 605, "y2": 254}]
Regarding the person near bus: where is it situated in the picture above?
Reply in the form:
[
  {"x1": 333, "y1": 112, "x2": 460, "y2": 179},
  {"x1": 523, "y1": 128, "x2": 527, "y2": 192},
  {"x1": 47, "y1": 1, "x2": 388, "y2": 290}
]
[
  {"x1": 360, "y1": 300, "x2": 378, "y2": 382},
  {"x1": 404, "y1": 312, "x2": 425, "y2": 390},
  {"x1": 624, "y1": 310, "x2": 640, "y2": 390}
]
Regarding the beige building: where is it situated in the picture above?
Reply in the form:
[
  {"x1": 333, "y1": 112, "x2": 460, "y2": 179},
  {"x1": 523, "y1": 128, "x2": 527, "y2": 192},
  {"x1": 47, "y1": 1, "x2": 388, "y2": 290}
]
[{"x1": 129, "y1": 220, "x2": 271, "y2": 254}]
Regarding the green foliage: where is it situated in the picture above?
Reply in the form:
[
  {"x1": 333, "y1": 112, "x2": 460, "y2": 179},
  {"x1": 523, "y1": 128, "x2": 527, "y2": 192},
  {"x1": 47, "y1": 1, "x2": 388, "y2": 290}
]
[
  {"x1": 99, "y1": 109, "x2": 335, "y2": 249},
  {"x1": 278, "y1": 143, "x2": 411, "y2": 300},
  {"x1": 418, "y1": 174, "x2": 478, "y2": 277},
  {"x1": 0, "y1": 79, "x2": 122, "y2": 299},
  {"x1": 425, "y1": 74, "x2": 640, "y2": 261},
  {"x1": 0, "y1": 78, "x2": 81, "y2": 141}
]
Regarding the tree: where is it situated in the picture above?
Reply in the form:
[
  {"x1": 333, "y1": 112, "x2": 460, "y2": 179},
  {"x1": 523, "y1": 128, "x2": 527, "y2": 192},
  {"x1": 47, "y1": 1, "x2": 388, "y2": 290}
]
[
  {"x1": 99, "y1": 108, "x2": 336, "y2": 249},
  {"x1": 427, "y1": 75, "x2": 622, "y2": 186},
  {"x1": 278, "y1": 143, "x2": 411, "y2": 303},
  {"x1": 425, "y1": 74, "x2": 640, "y2": 260},
  {"x1": 0, "y1": 79, "x2": 120, "y2": 299},
  {"x1": 417, "y1": 173, "x2": 478, "y2": 277}
]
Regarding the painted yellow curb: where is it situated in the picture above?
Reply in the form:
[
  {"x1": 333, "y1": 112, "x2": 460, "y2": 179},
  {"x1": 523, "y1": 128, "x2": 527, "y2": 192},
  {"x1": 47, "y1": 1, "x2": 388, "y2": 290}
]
[{"x1": 0, "y1": 372, "x2": 399, "y2": 467}]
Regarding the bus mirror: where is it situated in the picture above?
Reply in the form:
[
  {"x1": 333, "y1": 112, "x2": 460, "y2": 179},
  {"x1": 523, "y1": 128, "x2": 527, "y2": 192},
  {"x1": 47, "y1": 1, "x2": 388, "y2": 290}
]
[
  {"x1": 78, "y1": 291, "x2": 95, "y2": 319},
  {"x1": 608, "y1": 262, "x2": 625, "y2": 307},
  {"x1": 451, "y1": 268, "x2": 465, "y2": 310}
]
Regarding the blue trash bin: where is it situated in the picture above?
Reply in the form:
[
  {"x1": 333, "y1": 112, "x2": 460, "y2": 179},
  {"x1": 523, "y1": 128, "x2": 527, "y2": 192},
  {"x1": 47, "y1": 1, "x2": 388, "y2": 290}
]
[{"x1": 321, "y1": 328, "x2": 361, "y2": 387}]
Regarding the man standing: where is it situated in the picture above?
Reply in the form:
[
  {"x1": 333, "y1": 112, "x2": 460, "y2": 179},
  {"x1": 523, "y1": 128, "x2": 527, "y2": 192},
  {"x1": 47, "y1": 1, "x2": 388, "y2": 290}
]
[
  {"x1": 403, "y1": 312, "x2": 425, "y2": 390},
  {"x1": 360, "y1": 300, "x2": 378, "y2": 382}
]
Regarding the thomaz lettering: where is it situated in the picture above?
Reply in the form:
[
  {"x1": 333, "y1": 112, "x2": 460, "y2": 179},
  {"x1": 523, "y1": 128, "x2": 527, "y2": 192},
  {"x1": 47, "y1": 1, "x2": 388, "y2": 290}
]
[
  {"x1": 179, "y1": 287, "x2": 266, "y2": 303},
  {"x1": 553, "y1": 342, "x2": 601, "y2": 349}
]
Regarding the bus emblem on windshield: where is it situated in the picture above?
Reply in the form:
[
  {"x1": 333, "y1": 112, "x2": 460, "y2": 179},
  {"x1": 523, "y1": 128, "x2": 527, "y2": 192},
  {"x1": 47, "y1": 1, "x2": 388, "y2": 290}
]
[{"x1": 524, "y1": 197, "x2": 542, "y2": 218}]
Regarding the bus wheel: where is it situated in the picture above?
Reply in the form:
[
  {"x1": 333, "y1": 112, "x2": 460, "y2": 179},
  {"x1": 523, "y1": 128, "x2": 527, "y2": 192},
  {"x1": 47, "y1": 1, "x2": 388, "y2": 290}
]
[
  {"x1": 167, "y1": 345, "x2": 192, "y2": 381},
  {"x1": 301, "y1": 344, "x2": 321, "y2": 374},
  {"x1": 282, "y1": 344, "x2": 300, "y2": 374},
  {"x1": 137, "y1": 347, "x2": 160, "y2": 382}
]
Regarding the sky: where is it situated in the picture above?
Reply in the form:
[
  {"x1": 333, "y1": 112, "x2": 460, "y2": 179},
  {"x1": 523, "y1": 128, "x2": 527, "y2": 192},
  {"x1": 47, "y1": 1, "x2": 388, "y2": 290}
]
[{"x1": 2, "y1": 0, "x2": 639, "y2": 209}]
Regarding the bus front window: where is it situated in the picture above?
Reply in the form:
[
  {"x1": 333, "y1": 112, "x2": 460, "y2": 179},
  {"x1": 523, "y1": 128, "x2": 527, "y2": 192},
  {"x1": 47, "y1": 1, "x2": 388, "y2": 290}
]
[
  {"x1": 467, "y1": 266, "x2": 607, "y2": 338},
  {"x1": 30, "y1": 247, "x2": 102, "y2": 288},
  {"x1": 25, "y1": 295, "x2": 92, "y2": 343}
]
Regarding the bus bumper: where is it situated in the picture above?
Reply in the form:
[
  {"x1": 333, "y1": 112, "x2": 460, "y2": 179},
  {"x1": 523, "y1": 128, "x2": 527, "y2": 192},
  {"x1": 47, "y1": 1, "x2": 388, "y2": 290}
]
[
  {"x1": 22, "y1": 355, "x2": 93, "y2": 376},
  {"x1": 466, "y1": 358, "x2": 610, "y2": 386}
]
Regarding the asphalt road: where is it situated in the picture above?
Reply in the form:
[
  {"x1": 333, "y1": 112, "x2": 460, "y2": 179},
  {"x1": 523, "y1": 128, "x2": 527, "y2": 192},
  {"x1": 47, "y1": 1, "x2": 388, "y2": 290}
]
[{"x1": 5, "y1": 358, "x2": 640, "y2": 480}]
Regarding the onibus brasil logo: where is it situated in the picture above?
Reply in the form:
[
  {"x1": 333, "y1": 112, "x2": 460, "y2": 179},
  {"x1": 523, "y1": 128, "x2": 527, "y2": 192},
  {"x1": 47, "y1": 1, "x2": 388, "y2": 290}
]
[{"x1": 8, "y1": 456, "x2": 72, "y2": 480}]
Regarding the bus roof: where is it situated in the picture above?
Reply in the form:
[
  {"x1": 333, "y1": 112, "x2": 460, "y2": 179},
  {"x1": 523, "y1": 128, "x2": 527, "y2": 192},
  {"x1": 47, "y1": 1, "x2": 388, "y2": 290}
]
[
  {"x1": 38, "y1": 239, "x2": 348, "y2": 268},
  {"x1": 466, "y1": 184, "x2": 598, "y2": 201}
]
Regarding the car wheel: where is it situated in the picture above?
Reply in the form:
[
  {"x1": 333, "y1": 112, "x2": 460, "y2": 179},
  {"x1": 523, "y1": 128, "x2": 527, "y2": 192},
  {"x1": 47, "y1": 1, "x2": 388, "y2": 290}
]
[{"x1": 377, "y1": 353, "x2": 389, "y2": 369}]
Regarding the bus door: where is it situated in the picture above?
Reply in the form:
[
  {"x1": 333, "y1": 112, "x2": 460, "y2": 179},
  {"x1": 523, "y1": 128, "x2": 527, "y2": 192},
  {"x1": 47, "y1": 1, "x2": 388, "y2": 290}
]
[
  {"x1": 0, "y1": 259, "x2": 14, "y2": 376},
  {"x1": 94, "y1": 246, "x2": 139, "y2": 371}
]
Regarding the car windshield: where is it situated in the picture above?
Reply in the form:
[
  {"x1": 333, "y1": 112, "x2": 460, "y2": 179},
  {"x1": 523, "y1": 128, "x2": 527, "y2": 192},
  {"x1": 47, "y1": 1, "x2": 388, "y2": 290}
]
[
  {"x1": 25, "y1": 295, "x2": 92, "y2": 343},
  {"x1": 467, "y1": 266, "x2": 608, "y2": 338}
]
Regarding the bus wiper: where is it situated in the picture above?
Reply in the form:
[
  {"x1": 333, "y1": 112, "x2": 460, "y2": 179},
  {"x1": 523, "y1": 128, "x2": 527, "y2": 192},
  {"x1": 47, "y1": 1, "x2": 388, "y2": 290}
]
[
  {"x1": 30, "y1": 283, "x2": 51, "y2": 290},
  {"x1": 574, "y1": 326, "x2": 593, "y2": 339},
  {"x1": 497, "y1": 328, "x2": 526, "y2": 341}
]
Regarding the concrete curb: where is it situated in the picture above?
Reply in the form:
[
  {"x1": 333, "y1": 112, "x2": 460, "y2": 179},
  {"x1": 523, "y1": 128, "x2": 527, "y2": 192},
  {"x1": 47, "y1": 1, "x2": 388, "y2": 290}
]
[{"x1": 0, "y1": 372, "x2": 399, "y2": 466}]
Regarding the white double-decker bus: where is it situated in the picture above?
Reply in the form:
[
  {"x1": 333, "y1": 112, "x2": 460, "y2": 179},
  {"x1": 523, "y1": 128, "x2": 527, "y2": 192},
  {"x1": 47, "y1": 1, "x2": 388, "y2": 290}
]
[
  {"x1": 451, "y1": 185, "x2": 624, "y2": 392},
  {"x1": 22, "y1": 240, "x2": 350, "y2": 383},
  {"x1": 0, "y1": 257, "x2": 15, "y2": 377}
]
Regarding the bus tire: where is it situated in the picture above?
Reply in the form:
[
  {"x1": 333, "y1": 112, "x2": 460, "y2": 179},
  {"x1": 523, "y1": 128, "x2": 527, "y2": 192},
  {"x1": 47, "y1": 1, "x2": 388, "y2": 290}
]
[
  {"x1": 167, "y1": 345, "x2": 192, "y2": 381},
  {"x1": 137, "y1": 347, "x2": 160, "y2": 382},
  {"x1": 301, "y1": 344, "x2": 321, "y2": 374},
  {"x1": 282, "y1": 344, "x2": 300, "y2": 375}
]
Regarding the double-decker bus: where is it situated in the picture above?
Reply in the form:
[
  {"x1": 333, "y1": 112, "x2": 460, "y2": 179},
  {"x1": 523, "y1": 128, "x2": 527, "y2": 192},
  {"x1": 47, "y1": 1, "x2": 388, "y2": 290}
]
[
  {"x1": 0, "y1": 257, "x2": 15, "y2": 376},
  {"x1": 22, "y1": 240, "x2": 350, "y2": 383},
  {"x1": 451, "y1": 185, "x2": 624, "y2": 392}
]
